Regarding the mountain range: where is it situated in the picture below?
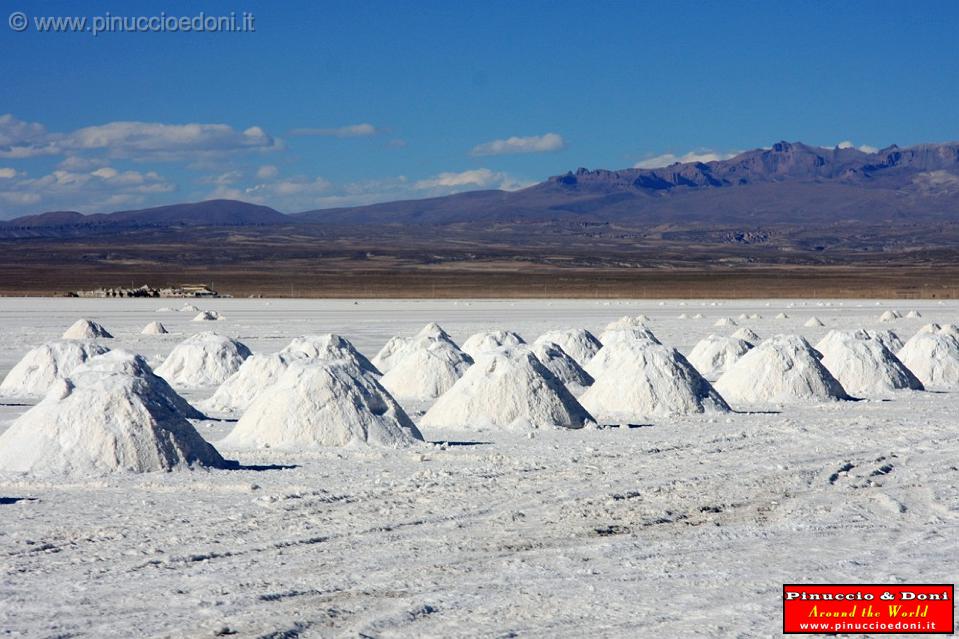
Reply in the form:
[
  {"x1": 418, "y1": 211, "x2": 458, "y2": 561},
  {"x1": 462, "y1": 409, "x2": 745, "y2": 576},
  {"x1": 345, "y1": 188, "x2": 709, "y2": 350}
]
[{"x1": 5, "y1": 140, "x2": 959, "y2": 237}]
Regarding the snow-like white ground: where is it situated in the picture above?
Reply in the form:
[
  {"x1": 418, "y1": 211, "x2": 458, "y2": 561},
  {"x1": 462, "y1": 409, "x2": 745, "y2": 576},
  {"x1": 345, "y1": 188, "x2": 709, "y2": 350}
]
[{"x1": 1, "y1": 297, "x2": 958, "y2": 638}]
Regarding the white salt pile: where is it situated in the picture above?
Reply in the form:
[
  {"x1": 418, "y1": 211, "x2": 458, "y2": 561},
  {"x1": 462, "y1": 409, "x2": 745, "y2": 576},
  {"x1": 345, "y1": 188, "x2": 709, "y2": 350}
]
[
  {"x1": 864, "y1": 329, "x2": 903, "y2": 353},
  {"x1": 714, "y1": 317, "x2": 737, "y2": 327},
  {"x1": 530, "y1": 341, "x2": 593, "y2": 393},
  {"x1": 155, "y1": 332, "x2": 252, "y2": 388},
  {"x1": 141, "y1": 321, "x2": 169, "y2": 335},
  {"x1": 192, "y1": 310, "x2": 223, "y2": 322},
  {"x1": 916, "y1": 323, "x2": 942, "y2": 335},
  {"x1": 0, "y1": 340, "x2": 110, "y2": 397},
  {"x1": 62, "y1": 319, "x2": 113, "y2": 340},
  {"x1": 221, "y1": 361, "x2": 422, "y2": 450},
  {"x1": 380, "y1": 335, "x2": 473, "y2": 402},
  {"x1": 461, "y1": 330, "x2": 526, "y2": 359},
  {"x1": 419, "y1": 349, "x2": 592, "y2": 430},
  {"x1": 156, "y1": 307, "x2": 174, "y2": 313},
  {"x1": 598, "y1": 325, "x2": 660, "y2": 346},
  {"x1": 281, "y1": 334, "x2": 379, "y2": 375},
  {"x1": 202, "y1": 351, "x2": 302, "y2": 413},
  {"x1": 896, "y1": 332, "x2": 959, "y2": 389},
  {"x1": 804, "y1": 317, "x2": 825, "y2": 327},
  {"x1": 815, "y1": 330, "x2": 923, "y2": 396},
  {"x1": 678, "y1": 313, "x2": 689, "y2": 320},
  {"x1": 372, "y1": 323, "x2": 457, "y2": 373},
  {"x1": 879, "y1": 310, "x2": 901, "y2": 322},
  {"x1": 604, "y1": 316, "x2": 649, "y2": 331},
  {"x1": 714, "y1": 335, "x2": 850, "y2": 404},
  {"x1": 179, "y1": 304, "x2": 200, "y2": 312},
  {"x1": 534, "y1": 328, "x2": 602, "y2": 367},
  {"x1": 692, "y1": 313, "x2": 705, "y2": 319},
  {"x1": 939, "y1": 324, "x2": 959, "y2": 339},
  {"x1": 776, "y1": 312, "x2": 789, "y2": 319},
  {"x1": 686, "y1": 335, "x2": 753, "y2": 381},
  {"x1": 749, "y1": 313, "x2": 762, "y2": 320},
  {"x1": 906, "y1": 310, "x2": 922, "y2": 319},
  {"x1": 0, "y1": 350, "x2": 225, "y2": 476},
  {"x1": 731, "y1": 327, "x2": 760, "y2": 343},
  {"x1": 580, "y1": 339, "x2": 729, "y2": 422},
  {"x1": 738, "y1": 313, "x2": 749, "y2": 320}
]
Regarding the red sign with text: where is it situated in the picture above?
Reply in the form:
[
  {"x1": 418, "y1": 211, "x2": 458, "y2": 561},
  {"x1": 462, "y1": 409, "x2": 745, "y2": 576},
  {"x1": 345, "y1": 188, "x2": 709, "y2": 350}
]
[{"x1": 783, "y1": 584, "x2": 954, "y2": 634}]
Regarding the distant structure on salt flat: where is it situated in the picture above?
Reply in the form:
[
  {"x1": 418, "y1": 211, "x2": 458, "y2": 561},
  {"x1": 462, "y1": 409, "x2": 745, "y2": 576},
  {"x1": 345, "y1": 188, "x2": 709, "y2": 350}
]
[{"x1": 66, "y1": 283, "x2": 225, "y2": 298}]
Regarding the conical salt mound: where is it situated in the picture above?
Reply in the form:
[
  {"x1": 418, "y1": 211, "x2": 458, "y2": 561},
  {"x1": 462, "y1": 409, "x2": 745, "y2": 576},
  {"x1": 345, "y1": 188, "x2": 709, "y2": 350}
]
[
  {"x1": 804, "y1": 316, "x2": 825, "y2": 327},
  {"x1": 714, "y1": 335, "x2": 850, "y2": 404},
  {"x1": 749, "y1": 313, "x2": 762, "y2": 320},
  {"x1": 281, "y1": 334, "x2": 379, "y2": 375},
  {"x1": 896, "y1": 332, "x2": 959, "y2": 389},
  {"x1": 731, "y1": 327, "x2": 760, "y2": 343},
  {"x1": 155, "y1": 332, "x2": 252, "y2": 388},
  {"x1": 0, "y1": 350, "x2": 226, "y2": 476},
  {"x1": 863, "y1": 329, "x2": 903, "y2": 354},
  {"x1": 419, "y1": 349, "x2": 592, "y2": 430},
  {"x1": 372, "y1": 323, "x2": 456, "y2": 374},
  {"x1": 580, "y1": 340, "x2": 729, "y2": 422},
  {"x1": 62, "y1": 319, "x2": 113, "y2": 340},
  {"x1": 815, "y1": 330, "x2": 923, "y2": 396},
  {"x1": 380, "y1": 335, "x2": 473, "y2": 401},
  {"x1": 221, "y1": 361, "x2": 422, "y2": 449},
  {"x1": 604, "y1": 316, "x2": 649, "y2": 331},
  {"x1": 714, "y1": 317, "x2": 737, "y2": 327},
  {"x1": 372, "y1": 336, "x2": 413, "y2": 373},
  {"x1": 141, "y1": 321, "x2": 169, "y2": 335},
  {"x1": 202, "y1": 351, "x2": 302, "y2": 413},
  {"x1": 879, "y1": 310, "x2": 901, "y2": 322},
  {"x1": 686, "y1": 335, "x2": 753, "y2": 381},
  {"x1": 192, "y1": 310, "x2": 222, "y2": 322},
  {"x1": 587, "y1": 331, "x2": 661, "y2": 378},
  {"x1": 906, "y1": 310, "x2": 922, "y2": 319},
  {"x1": 598, "y1": 325, "x2": 660, "y2": 346},
  {"x1": 738, "y1": 313, "x2": 749, "y2": 320},
  {"x1": 692, "y1": 313, "x2": 705, "y2": 319},
  {"x1": 678, "y1": 313, "x2": 689, "y2": 320},
  {"x1": 938, "y1": 324, "x2": 959, "y2": 339},
  {"x1": 461, "y1": 330, "x2": 526, "y2": 359},
  {"x1": 179, "y1": 304, "x2": 200, "y2": 312},
  {"x1": 917, "y1": 323, "x2": 942, "y2": 335},
  {"x1": 0, "y1": 340, "x2": 110, "y2": 397},
  {"x1": 775, "y1": 312, "x2": 789, "y2": 320},
  {"x1": 530, "y1": 341, "x2": 593, "y2": 392},
  {"x1": 534, "y1": 329, "x2": 602, "y2": 367}
]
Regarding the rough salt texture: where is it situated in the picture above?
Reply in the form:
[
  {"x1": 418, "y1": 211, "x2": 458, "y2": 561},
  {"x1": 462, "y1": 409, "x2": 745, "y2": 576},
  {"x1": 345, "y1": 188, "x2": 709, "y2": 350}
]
[
  {"x1": 0, "y1": 340, "x2": 110, "y2": 397},
  {"x1": 420, "y1": 349, "x2": 592, "y2": 430},
  {"x1": 0, "y1": 351, "x2": 225, "y2": 476},
  {"x1": 221, "y1": 361, "x2": 422, "y2": 450},
  {"x1": 815, "y1": 330, "x2": 923, "y2": 397},
  {"x1": 686, "y1": 334, "x2": 753, "y2": 381},
  {"x1": 534, "y1": 329, "x2": 602, "y2": 367},
  {"x1": 281, "y1": 334, "x2": 379, "y2": 375},
  {"x1": 460, "y1": 330, "x2": 526, "y2": 359},
  {"x1": 141, "y1": 321, "x2": 169, "y2": 335},
  {"x1": 529, "y1": 341, "x2": 593, "y2": 393},
  {"x1": 897, "y1": 332, "x2": 959, "y2": 389},
  {"x1": 715, "y1": 334, "x2": 850, "y2": 404},
  {"x1": 581, "y1": 339, "x2": 729, "y2": 422},
  {"x1": 62, "y1": 319, "x2": 113, "y2": 340},
  {"x1": 154, "y1": 332, "x2": 252, "y2": 389}
]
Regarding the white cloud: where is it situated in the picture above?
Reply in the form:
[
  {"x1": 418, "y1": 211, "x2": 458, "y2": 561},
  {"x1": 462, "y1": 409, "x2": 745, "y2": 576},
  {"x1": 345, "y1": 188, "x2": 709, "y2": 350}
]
[
  {"x1": 414, "y1": 168, "x2": 528, "y2": 191},
  {"x1": 0, "y1": 114, "x2": 281, "y2": 160},
  {"x1": 634, "y1": 149, "x2": 738, "y2": 169},
  {"x1": 289, "y1": 123, "x2": 379, "y2": 138},
  {"x1": 256, "y1": 164, "x2": 279, "y2": 179},
  {"x1": 0, "y1": 167, "x2": 18, "y2": 179},
  {"x1": 470, "y1": 133, "x2": 565, "y2": 157},
  {"x1": 0, "y1": 166, "x2": 175, "y2": 215},
  {"x1": 831, "y1": 141, "x2": 879, "y2": 154}
]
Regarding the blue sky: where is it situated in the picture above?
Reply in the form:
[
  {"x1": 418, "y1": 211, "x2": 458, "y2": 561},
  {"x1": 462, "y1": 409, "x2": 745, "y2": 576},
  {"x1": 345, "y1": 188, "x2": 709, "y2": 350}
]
[{"x1": 1, "y1": 0, "x2": 958, "y2": 217}]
